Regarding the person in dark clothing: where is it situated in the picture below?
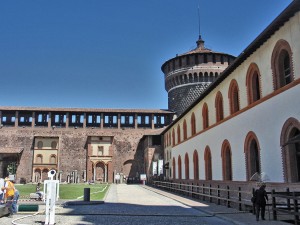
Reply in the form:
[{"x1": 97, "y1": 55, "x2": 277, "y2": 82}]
[{"x1": 254, "y1": 183, "x2": 268, "y2": 221}]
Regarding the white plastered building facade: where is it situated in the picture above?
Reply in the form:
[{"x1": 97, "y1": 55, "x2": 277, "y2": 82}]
[{"x1": 163, "y1": 0, "x2": 300, "y2": 184}]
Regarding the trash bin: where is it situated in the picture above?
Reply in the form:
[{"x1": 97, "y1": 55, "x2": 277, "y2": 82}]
[{"x1": 84, "y1": 188, "x2": 90, "y2": 201}]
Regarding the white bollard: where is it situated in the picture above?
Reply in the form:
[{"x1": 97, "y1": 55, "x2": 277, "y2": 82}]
[{"x1": 44, "y1": 170, "x2": 59, "y2": 225}]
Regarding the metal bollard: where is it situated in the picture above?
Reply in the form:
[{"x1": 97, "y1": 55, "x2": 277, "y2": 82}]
[{"x1": 84, "y1": 188, "x2": 90, "y2": 201}]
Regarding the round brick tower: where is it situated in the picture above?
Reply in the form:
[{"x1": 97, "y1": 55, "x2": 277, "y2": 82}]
[{"x1": 161, "y1": 36, "x2": 236, "y2": 116}]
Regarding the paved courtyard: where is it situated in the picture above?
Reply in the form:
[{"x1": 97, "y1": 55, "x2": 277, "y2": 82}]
[{"x1": 0, "y1": 184, "x2": 289, "y2": 224}]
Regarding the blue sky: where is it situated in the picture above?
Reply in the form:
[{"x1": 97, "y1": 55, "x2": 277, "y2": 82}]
[{"x1": 0, "y1": 0, "x2": 292, "y2": 110}]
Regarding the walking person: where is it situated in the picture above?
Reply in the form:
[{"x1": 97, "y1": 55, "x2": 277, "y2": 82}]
[
  {"x1": 12, "y1": 188, "x2": 19, "y2": 214},
  {"x1": 254, "y1": 182, "x2": 268, "y2": 221},
  {"x1": 1, "y1": 177, "x2": 15, "y2": 217}
]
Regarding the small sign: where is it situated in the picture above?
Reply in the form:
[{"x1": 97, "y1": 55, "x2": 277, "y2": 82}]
[{"x1": 140, "y1": 174, "x2": 146, "y2": 181}]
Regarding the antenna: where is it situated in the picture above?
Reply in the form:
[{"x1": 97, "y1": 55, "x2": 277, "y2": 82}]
[{"x1": 197, "y1": 2, "x2": 201, "y2": 38}]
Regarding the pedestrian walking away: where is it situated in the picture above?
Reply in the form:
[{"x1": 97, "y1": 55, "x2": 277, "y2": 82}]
[
  {"x1": 253, "y1": 182, "x2": 268, "y2": 221},
  {"x1": 12, "y1": 188, "x2": 19, "y2": 214}
]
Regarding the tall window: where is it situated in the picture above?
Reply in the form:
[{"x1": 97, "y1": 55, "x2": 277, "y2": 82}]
[
  {"x1": 183, "y1": 120, "x2": 187, "y2": 140},
  {"x1": 172, "y1": 157, "x2": 176, "y2": 179},
  {"x1": 204, "y1": 147, "x2": 212, "y2": 180},
  {"x1": 281, "y1": 118, "x2": 300, "y2": 182},
  {"x1": 215, "y1": 92, "x2": 224, "y2": 122},
  {"x1": 191, "y1": 112, "x2": 196, "y2": 135},
  {"x1": 98, "y1": 146, "x2": 104, "y2": 156},
  {"x1": 202, "y1": 103, "x2": 209, "y2": 129},
  {"x1": 172, "y1": 129, "x2": 175, "y2": 146},
  {"x1": 228, "y1": 80, "x2": 240, "y2": 114},
  {"x1": 222, "y1": 140, "x2": 232, "y2": 181},
  {"x1": 245, "y1": 132, "x2": 261, "y2": 181},
  {"x1": 177, "y1": 125, "x2": 181, "y2": 144},
  {"x1": 271, "y1": 39, "x2": 294, "y2": 90},
  {"x1": 185, "y1": 153, "x2": 189, "y2": 180},
  {"x1": 193, "y1": 150, "x2": 199, "y2": 180},
  {"x1": 178, "y1": 156, "x2": 182, "y2": 179},
  {"x1": 246, "y1": 63, "x2": 261, "y2": 104}
]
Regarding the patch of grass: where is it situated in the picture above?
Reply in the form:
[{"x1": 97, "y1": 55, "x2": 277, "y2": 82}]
[{"x1": 15, "y1": 183, "x2": 109, "y2": 200}]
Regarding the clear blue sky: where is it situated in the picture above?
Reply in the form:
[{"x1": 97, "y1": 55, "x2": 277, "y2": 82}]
[{"x1": 0, "y1": 0, "x2": 292, "y2": 110}]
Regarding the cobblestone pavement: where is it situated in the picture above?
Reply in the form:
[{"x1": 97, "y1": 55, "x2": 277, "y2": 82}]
[{"x1": 0, "y1": 184, "x2": 289, "y2": 225}]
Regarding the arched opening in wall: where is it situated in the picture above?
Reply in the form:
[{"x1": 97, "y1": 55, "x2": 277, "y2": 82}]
[
  {"x1": 34, "y1": 168, "x2": 41, "y2": 183},
  {"x1": 271, "y1": 39, "x2": 294, "y2": 90},
  {"x1": 209, "y1": 72, "x2": 214, "y2": 82},
  {"x1": 199, "y1": 72, "x2": 204, "y2": 82},
  {"x1": 175, "y1": 77, "x2": 179, "y2": 85},
  {"x1": 123, "y1": 159, "x2": 135, "y2": 178},
  {"x1": 222, "y1": 140, "x2": 232, "y2": 181},
  {"x1": 183, "y1": 119, "x2": 187, "y2": 140},
  {"x1": 228, "y1": 79, "x2": 240, "y2": 114},
  {"x1": 193, "y1": 73, "x2": 198, "y2": 82},
  {"x1": 246, "y1": 63, "x2": 261, "y2": 105},
  {"x1": 204, "y1": 146, "x2": 212, "y2": 180},
  {"x1": 36, "y1": 154, "x2": 43, "y2": 164},
  {"x1": 178, "y1": 155, "x2": 182, "y2": 179},
  {"x1": 202, "y1": 103, "x2": 209, "y2": 129},
  {"x1": 184, "y1": 74, "x2": 188, "y2": 83},
  {"x1": 189, "y1": 73, "x2": 193, "y2": 83},
  {"x1": 51, "y1": 141, "x2": 58, "y2": 149},
  {"x1": 281, "y1": 118, "x2": 300, "y2": 182},
  {"x1": 191, "y1": 112, "x2": 196, "y2": 135},
  {"x1": 244, "y1": 132, "x2": 261, "y2": 181},
  {"x1": 193, "y1": 150, "x2": 199, "y2": 180},
  {"x1": 177, "y1": 125, "x2": 181, "y2": 144},
  {"x1": 172, "y1": 129, "x2": 175, "y2": 146},
  {"x1": 215, "y1": 91, "x2": 224, "y2": 122},
  {"x1": 49, "y1": 155, "x2": 57, "y2": 164},
  {"x1": 172, "y1": 157, "x2": 176, "y2": 179},
  {"x1": 42, "y1": 168, "x2": 49, "y2": 182},
  {"x1": 95, "y1": 161, "x2": 105, "y2": 182},
  {"x1": 215, "y1": 72, "x2": 219, "y2": 80},
  {"x1": 37, "y1": 141, "x2": 43, "y2": 149},
  {"x1": 204, "y1": 72, "x2": 208, "y2": 82},
  {"x1": 185, "y1": 153, "x2": 189, "y2": 179}
]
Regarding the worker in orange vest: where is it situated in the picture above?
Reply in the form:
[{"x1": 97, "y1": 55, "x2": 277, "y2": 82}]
[{"x1": 1, "y1": 177, "x2": 15, "y2": 217}]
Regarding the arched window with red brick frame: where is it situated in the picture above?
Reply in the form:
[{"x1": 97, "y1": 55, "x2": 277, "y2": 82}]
[
  {"x1": 191, "y1": 112, "x2": 196, "y2": 135},
  {"x1": 172, "y1": 128, "x2": 175, "y2": 146},
  {"x1": 172, "y1": 157, "x2": 176, "y2": 179},
  {"x1": 193, "y1": 150, "x2": 199, "y2": 180},
  {"x1": 246, "y1": 63, "x2": 261, "y2": 105},
  {"x1": 184, "y1": 153, "x2": 189, "y2": 180},
  {"x1": 244, "y1": 131, "x2": 261, "y2": 181},
  {"x1": 202, "y1": 103, "x2": 209, "y2": 129},
  {"x1": 221, "y1": 140, "x2": 232, "y2": 181},
  {"x1": 271, "y1": 39, "x2": 294, "y2": 90},
  {"x1": 178, "y1": 155, "x2": 182, "y2": 179},
  {"x1": 177, "y1": 124, "x2": 181, "y2": 144},
  {"x1": 183, "y1": 119, "x2": 187, "y2": 140},
  {"x1": 228, "y1": 79, "x2": 240, "y2": 114},
  {"x1": 204, "y1": 146, "x2": 212, "y2": 180},
  {"x1": 215, "y1": 91, "x2": 224, "y2": 122},
  {"x1": 280, "y1": 117, "x2": 300, "y2": 183}
]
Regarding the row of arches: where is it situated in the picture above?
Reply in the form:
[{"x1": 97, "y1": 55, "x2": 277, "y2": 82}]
[
  {"x1": 165, "y1": 72, "x2": 220, "y2": 91},
  {"x1": 35, "y1": 154, "x2": 57, "y2": 164},
  {"x1": 165, "y1": 39, "x2": 295, "y2": 147},
  {"x1": 171, "y1": 118, "x2": 300, "y2": 182}
]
